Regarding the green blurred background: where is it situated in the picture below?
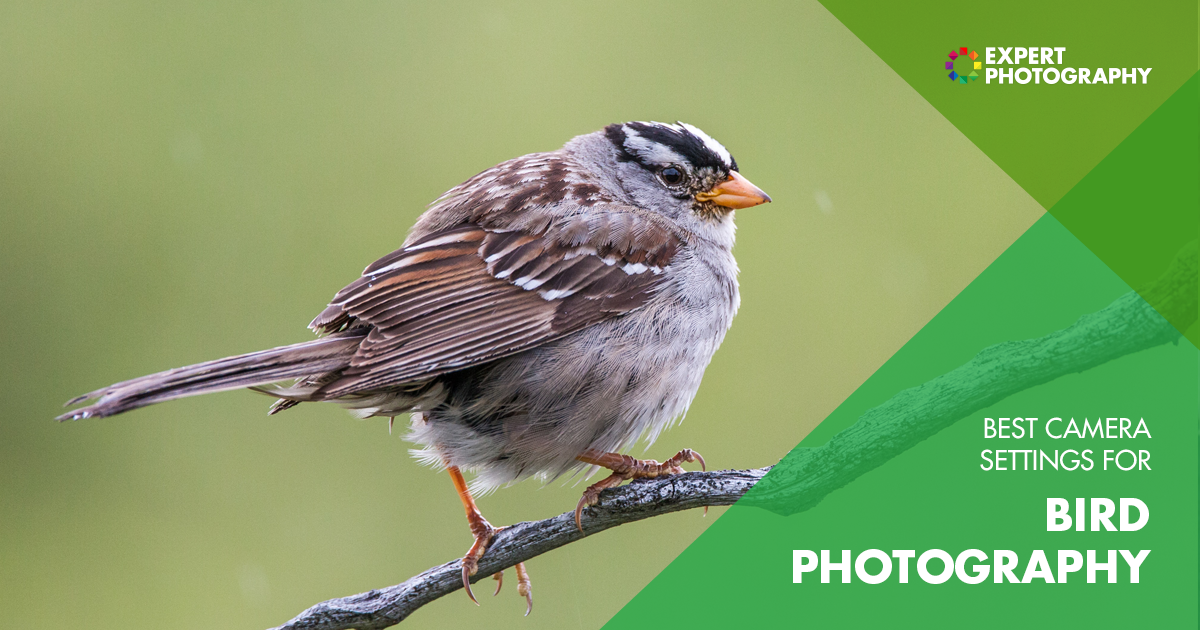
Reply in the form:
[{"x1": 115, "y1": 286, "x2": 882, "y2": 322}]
[{"x1": 0, "y1": 1, "x2": 1042, "y2": 628}]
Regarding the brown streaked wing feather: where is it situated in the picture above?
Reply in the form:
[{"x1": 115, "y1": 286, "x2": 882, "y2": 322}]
[{"x1": 309, "y1": 220, "x2": 680, "y2": 399}]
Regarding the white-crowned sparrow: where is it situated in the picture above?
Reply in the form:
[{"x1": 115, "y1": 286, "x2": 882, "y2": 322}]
[{"x1": 61, "y1": 121, "x2": 770, "y2": 613}]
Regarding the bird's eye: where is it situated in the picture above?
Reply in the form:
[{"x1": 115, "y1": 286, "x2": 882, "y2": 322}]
[{"x1": 659, "y1": 166, "x2": 684, "y2": 186}]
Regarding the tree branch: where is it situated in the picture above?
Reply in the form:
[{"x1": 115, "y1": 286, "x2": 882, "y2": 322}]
[
  {"x1": 271, "y1": 468, "x2": 768, "y2": 630},
  {"x1": 273, "y1": 241, "x2": 1196, "y2": 630}
]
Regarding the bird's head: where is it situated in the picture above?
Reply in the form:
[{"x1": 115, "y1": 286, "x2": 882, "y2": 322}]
[{"x1": 591, "y1": 121, "x2": 771, "y2": 228}]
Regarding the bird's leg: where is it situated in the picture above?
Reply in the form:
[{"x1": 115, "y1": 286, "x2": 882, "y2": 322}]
[
  {"x1": 573, "y1": 448, "x2": 706, "y2": 531},
  {"x1": 447, "y1": 465, "x2": 494, "y2": 605},
  {"x1": 446, "y1": 465, "x2": 533, "y2": 614}
]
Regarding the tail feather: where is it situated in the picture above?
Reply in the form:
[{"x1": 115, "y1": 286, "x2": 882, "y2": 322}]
[{"x1": 59, "y1": 332, "x2": 366, "y2": 420}]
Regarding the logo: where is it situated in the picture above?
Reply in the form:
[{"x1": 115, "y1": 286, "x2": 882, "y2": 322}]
[
  {"x1": 945, "y1": 47, "x2": 980, "y2": 84},
  {"x1": 944, "y1": 46, "x2": 1152, "y2": 86}
]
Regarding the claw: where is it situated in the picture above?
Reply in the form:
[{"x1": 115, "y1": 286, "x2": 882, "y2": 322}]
[
  {"x1": 574, "y1": 495, "x2": 587, "y2": 532},
  {"x1": 492, "y1": 570, "x2": 503, "y2": 596},
  {"x1": 462, "y1": 563, "x2": 479, "y2": 605},
  {"x1": 689, "y1": 450, "x2": 708, "y2": 515},
  {"x1": 574, "y1": 472, "x2": 625, "y2": 532},
  {"x1": 460, "y1": 528, "x2": 493, "y2": 605},
  {"x1": 516, "y1": 562, "x2": 533, "y2": 616}
]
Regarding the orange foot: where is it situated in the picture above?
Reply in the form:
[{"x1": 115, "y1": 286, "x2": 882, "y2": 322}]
[
  {"x1": 447, "y1": 465, "x2": 533, "y2": 615},
  {"x1": 490, "y1": 562, "x2": 532, "y2": 616},
  {"x1": 574, "y1": 449, "x2": 706, "y2": 531}
]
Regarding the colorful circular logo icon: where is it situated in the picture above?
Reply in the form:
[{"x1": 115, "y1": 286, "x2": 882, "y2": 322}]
[{"x1": 945, "y1": 47, "x2": 980, "y2": 84}]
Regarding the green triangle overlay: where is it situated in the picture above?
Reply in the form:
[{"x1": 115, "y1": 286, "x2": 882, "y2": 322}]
[
  {"x1": 807, "y1": 1, "x2": 1198, "y2": 343},
  {"x1": 1048, "y1": 73, "x2": 1199, "y2": 346},
  {"x1": 602, "y1": 50, "x2": 1199, "y2": 626},
  {"x1": 602, "y1": 209, "x2": 1198, "y2": 630},
  {"x1": 811, "y1": 0, "x2": 1197, "y2": 210}
]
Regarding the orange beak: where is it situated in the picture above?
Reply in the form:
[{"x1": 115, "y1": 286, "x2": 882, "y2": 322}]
[{"x1": 695, "y1": 171, "x2": 772, "y2": 209}]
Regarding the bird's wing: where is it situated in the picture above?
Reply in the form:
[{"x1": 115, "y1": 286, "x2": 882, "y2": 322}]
[{"x1": 308, "y1": 212, "x2": 681, "y2": 398}]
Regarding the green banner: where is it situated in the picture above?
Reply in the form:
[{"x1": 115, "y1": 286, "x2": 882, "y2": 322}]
[
  {"x1": 607, "y1": 204, "x2": 1198, "y2": 629},
  {"x1": 605, "y1": 3, "x2": 1198, "y2": 625}
]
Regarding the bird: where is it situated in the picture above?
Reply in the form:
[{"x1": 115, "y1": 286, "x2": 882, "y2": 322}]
[{"x1": 60, "y1": 121, "x2": 771, "y2": 615}]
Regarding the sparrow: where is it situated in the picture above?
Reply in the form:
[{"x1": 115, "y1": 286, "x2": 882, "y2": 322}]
[{"x1": 60, "y1": 121, "x2": 771, "y2": 615}]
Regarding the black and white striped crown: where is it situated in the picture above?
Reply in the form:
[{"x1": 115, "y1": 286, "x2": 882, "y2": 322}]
[{"x1": 605, "y1": 121, "x2": 738, "y2": 173}]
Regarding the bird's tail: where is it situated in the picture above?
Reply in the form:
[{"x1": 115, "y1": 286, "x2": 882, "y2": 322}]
[{"x1": 58, "y1": 332, "x2": 366, "y2": 420}]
